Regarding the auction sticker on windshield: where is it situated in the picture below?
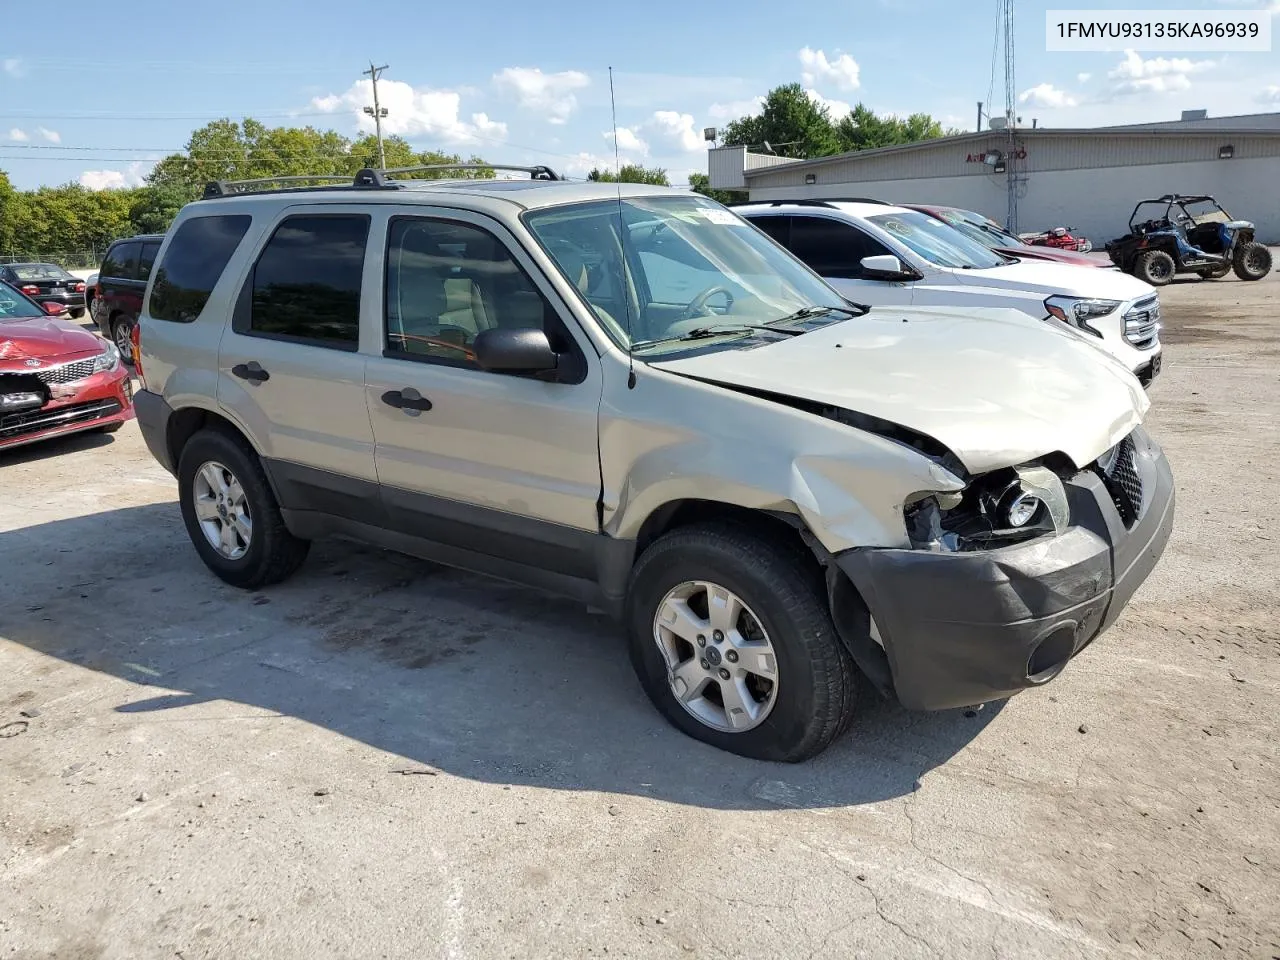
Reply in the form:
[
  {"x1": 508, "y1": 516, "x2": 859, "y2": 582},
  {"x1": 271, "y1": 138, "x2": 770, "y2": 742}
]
[{"x1": 701, "y1": 208, "x2": 746, "y2": 226}]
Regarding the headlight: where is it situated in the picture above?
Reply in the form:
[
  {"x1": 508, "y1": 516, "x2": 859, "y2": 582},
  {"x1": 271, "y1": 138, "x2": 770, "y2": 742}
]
[
  {"x1": 906, "y1": 464, "x2": 1070, "y2": 552},
  {"x1": 1044, "y1": 296, "x2": 1119, "y2": 339},
  {"x1": 92, "y1": 341, "x2": 121, "y2": 373}
]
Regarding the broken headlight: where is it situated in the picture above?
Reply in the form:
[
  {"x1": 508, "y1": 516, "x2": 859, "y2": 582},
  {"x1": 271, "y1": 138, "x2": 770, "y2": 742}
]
[
  {"x1": 1045, "y1": 296, "x2": 1119, "y2": 339},
  {"x1": 906, "y1": 464, "x2": 1070, "y2": 552}
]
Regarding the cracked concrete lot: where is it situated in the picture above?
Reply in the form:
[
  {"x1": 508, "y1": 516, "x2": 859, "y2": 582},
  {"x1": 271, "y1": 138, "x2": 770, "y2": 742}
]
[{"x1": 2, "y1": 265, "x2": 1279, "y2": 960}]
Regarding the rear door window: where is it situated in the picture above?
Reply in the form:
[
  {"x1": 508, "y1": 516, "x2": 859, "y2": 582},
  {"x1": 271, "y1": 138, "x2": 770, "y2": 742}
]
[
  {"x1": 137, "y1": 242, "x2": 162, "y2": 283},
  {"x1": 749, "y1": 215, "x2": 791, "y2": 246},
  {"x1": 101, "y1": 242, "x2": 140, "y2": 281},
  {"x1": 149, "y1": 216, "x2": 252, "y2": 323},
  {"x1": 243, "y1": 214, "x2": 369, "y2": 350}
]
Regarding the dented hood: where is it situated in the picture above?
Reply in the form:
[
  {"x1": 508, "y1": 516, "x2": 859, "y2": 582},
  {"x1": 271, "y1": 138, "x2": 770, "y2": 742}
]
[
  {"x1": 649, "y1": 306, "x2": 1148, "y2": 474},
  {"x1": 0, "y1": 316, "x2": 103, "y2": 365}
]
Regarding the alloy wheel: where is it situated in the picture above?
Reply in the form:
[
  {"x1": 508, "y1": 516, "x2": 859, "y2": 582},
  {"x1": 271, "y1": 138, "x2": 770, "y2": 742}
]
[
  {"x1": 652, "y1": 580, "x2": 779, "y2": 733},
  {"x1": 192, "y1": 460, "x2": 252, "y2": 560}
]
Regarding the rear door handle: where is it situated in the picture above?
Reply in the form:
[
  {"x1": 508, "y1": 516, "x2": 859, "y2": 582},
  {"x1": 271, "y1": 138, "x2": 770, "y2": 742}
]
[
  {"x1": 381, "y1": 387, "x2": 433, "y2": 413},
  {"x1": 232, "y1": 361, "x2": 270, "y2": 383}
]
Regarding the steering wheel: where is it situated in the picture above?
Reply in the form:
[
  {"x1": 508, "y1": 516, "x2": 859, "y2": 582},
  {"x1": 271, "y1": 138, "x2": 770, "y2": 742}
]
[{"x1": 677, "y1": 285, "x2": 735, "y2": 322}]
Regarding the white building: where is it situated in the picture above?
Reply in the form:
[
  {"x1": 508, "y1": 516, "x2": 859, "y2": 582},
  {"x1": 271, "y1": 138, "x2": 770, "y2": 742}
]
[{"x1": 707, "y1": 111, "x2": 1280, "y2": 244}]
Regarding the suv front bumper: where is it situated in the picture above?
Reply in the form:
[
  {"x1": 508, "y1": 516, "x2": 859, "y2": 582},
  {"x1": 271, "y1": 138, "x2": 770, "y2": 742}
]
[{"x1": 836, "y1": 428, "x2": 1174, "y2": 711}]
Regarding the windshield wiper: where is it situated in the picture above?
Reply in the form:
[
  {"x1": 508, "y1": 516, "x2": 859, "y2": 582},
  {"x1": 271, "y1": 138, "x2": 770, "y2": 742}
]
[
  {"x1": 679, "y1": 323, "x2": 807, "y2": 341},
  {"x1": 772, "y1": 303, "x2": 869, "y2": 324}
]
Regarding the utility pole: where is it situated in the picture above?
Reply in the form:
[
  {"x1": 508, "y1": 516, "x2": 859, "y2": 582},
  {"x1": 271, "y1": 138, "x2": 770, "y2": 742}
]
[{"x1": 362, "y1": 62, "x2": 390, "y2": 169}]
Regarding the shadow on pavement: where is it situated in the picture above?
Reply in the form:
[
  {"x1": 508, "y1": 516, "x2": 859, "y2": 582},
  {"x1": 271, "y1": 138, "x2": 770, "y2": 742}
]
[
  {"x1": 1, "y1": 502, "x2": 1002, "y2": 811},
  {"x1": 0, "y1": 429, "x2": 118, "y2": 466}
]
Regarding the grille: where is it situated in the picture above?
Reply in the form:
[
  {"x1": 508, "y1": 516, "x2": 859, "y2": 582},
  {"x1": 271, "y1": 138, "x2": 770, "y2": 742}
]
[
  {"x1": 0, "y1": 398, "x2": 122, "y2": 440},
  {"x1": 1124, "y1": 296, "x2": 1161, "y2": 348},
  {"x1": 1098, "y1": 435, "x2": 1143, "y2": 526},
  {"x1": 34, "y1": 358, "x2": 97, "y2": 385}
]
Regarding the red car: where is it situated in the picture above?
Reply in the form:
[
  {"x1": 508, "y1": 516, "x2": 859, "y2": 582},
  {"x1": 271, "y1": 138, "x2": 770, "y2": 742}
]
[
  {"x1": 903, "y1": 204, "x2": 1109, "y2": 268},
  {"x1": 1, "y1": 280, "x2": 135, "y2": 452}
]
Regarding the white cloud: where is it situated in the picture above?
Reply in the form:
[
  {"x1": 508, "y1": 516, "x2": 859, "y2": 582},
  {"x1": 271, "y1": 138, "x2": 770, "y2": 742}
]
[
  {"x1": 310, "y1": 80, "x2": 505, "y2": 144},
  {"x1": 1019, "y1": 83, "x2": 1078, "y2": 108},
  {"x1": 78, "y1": 161, "x2": 154, "y2": 191},
  {"x1": 1258, "y1": 84, "x2": 1280, "y2": 104},
  {"x1": 1107, "y1": 49, "x2": 1215, "y2": 96},
  {"x1": 1077, "y1": 72, "x2": 1092, "y2": 83},
  {"x1": 2, "y1": 58, "x2": 23, "y2": 78},
  {"x1": 798, "y1": 47, "x2": 861, "y2": 92},
  {"x1": 37, "y1": 127, "x2": 60, "y2": 143},
  {"x1": 7, "y1": 128, "x2": 28, "y2": 142},
  {"x1": 647, "y1": 111, "x2": 704, "y2": 152},
  {"x1": 806, "y1": 89, "x2": 852, "y2": 119},
  {"x1": 707, "y1": 97, "x2": 765, "y2": 124},
  {"x1": 491, "y1": 67, "x2": 590, "y2": 125},
  {"x1": 603, "y1": 126, "x2": 648, "y2": 155}
]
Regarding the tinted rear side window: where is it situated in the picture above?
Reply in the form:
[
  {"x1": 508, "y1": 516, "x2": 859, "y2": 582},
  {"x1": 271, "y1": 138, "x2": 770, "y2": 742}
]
[
  {"x1": 247, "y1": 214, "x2": 369, "y2": 350},
  {"x1": 101, "y1": 242, "x2": 140, "y2": 281},
  {"x1": 788, "y1": 216, "x2": 891, "y2": 279},
  {"x1": 149, "y1": 216, "x2": 252, "y2": 323},
  {"x1": 137, "y1": 241, "x2": 162, "y2": 283}
]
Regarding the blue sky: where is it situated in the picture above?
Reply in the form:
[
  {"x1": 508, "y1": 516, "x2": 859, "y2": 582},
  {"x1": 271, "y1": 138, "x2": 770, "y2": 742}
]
[{"x1": 1, "y1": 0, "x2": 1277, "y2": 191}]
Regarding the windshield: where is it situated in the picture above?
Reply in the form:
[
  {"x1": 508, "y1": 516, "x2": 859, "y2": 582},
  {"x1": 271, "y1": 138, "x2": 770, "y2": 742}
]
[
  {"x1": 524, "y1": 195, "x2": 849, "y2": 356},
  {"x1": 0, "y1": 281, "x2": 46, "y2": 320},
  {"x1": 943, "y1": 209, "x2": 1023, "y2": 248},
  {"x1": 8, "y1": 263, "x2": 75, "y2": 281},
  {"x1": 869, "y1": 211, "x2": 1007, "y2": 269}
]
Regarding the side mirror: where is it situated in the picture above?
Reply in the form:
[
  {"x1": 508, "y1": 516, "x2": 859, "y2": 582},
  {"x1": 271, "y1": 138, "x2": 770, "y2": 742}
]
[
  {"x1": 474, "y1": 328, "x2": 560, "y2": 377},
  {"x1": 43, "y1": 301, "x2": 68, "y2": 316},
  {"x1": 860, "y1": 254, "x2": 916, "y2": 281}
]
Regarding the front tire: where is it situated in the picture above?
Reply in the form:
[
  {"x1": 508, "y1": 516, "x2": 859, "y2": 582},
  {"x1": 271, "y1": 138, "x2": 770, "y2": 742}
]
[
  {"x1": 177, "y1": 428, "x2": 309, "y2": 589},
  {"x1": 70, "y1": 307, "x2": 86, "y2": 319},
  {"x1": 1135, "y1": 249, "x2": 1176, "y2": 286},
  {"x1": 625, "y1": 522, "x2": 857, "y2": 762},
  {"x1": 1233, "y1": 241, "x2": 1272, "y2": 281}
]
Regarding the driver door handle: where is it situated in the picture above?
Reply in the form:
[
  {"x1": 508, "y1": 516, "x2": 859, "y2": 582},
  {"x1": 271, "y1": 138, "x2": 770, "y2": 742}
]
[{"x1": 381, "y1": 387, "x2": 433, "y2": 413}]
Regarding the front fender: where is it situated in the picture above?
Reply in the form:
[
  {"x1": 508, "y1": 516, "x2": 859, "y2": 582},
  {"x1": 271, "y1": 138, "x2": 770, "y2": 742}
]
[{"x1": 600, "y1": 363, "x2": 962, "y2": 552}]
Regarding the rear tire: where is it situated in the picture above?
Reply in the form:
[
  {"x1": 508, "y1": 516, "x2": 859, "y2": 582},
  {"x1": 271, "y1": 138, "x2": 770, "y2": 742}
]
[
  {"x1": 1233, "y1": 241, "x2": 1272, "y2": 281},
  {"x1": 1135, "y1": 249, "x2": 1176, "y2": 286},
  {"x1": 111, "y1": 316, "x2": 135, "y2": 364},
  {"x1": 177, "y1": 428, "x2": 309, "y2": 589},
  {"x1": 625, "y1": 522, "x2": 857, "y2": 762}
]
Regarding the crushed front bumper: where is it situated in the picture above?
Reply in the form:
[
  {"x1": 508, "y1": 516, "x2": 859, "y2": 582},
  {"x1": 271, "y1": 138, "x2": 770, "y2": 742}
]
[{"x1": 836, "y1": 427, "x2": 1175, "y2": 711}]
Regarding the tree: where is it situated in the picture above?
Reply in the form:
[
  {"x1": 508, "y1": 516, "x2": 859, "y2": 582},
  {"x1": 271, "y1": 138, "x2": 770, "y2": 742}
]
[
  {"x1": 718, "y1": 85, "x2": 954, "y2": 160},
  {"x1": 688, "y1": 172, "x2": 744, "y2": 206},
  {"x1": 721, "y1": 84, "x2": 840, "y2": 159},
  {"x1": 129, "y1": 184, "x2": 191, "y2": 235},
  {"x1": 587, "y1": 164, "x2": 670, "y2": 185},
  {"x1": 833, "y1": 106, "x2": 952, "y2": 152}
]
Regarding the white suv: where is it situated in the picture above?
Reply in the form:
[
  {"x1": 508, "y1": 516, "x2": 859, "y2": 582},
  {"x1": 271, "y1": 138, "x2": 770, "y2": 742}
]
[
  {"x1": 736, "y1": 200, "x2": 1163, "y2": 386},
  {"x1": 130, "y1": 167, "x2": 1174, "y2": 761}
]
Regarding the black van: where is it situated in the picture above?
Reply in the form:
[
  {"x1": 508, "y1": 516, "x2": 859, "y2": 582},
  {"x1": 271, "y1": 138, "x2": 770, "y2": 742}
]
[{"x1": 92, "y1": 234, "x2": 165, "y2": 359}]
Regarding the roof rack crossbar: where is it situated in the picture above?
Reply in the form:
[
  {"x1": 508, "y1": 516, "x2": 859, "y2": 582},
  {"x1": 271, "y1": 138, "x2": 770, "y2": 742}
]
[
  {"x1": 729, "y1": 197, "x2": 888, "y2": 209},
  {"x1": 356, "y1": 163, "x2": 563, "y2": 187}
]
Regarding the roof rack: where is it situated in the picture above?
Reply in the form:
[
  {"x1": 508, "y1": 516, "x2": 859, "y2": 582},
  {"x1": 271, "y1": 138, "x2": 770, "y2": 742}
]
[
  {"x1": 202, "y1": 163, "x2": 564, "y2": 200},
  {"x1": 729, "y1": 197, "x2": 889, "y2": 209},
  {"x1": 202, "y1": 174, "x2": 356, "y2": 199}
]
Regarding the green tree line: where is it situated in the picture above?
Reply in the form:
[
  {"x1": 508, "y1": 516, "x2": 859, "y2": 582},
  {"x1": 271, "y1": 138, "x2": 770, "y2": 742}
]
[{"x1": 0, "y1": 119, "x2": 492, "y2": 266}]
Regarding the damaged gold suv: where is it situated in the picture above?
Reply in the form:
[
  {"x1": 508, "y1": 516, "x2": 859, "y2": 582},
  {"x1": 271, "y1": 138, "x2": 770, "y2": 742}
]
[{"x1": 131, "y1": 165, "x2": 1175, "y2": 761}]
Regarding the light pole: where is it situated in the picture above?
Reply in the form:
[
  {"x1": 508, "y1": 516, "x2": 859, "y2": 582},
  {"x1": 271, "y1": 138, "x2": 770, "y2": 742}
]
[{"x1": 362, "y1": 62, "x2": 390, "y2": 168}]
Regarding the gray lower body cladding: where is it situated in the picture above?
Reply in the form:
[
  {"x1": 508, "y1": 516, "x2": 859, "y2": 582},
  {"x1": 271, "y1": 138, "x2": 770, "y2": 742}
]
[{"x1": 837, "y1": 427, "x2": 1175, "y2": 711}]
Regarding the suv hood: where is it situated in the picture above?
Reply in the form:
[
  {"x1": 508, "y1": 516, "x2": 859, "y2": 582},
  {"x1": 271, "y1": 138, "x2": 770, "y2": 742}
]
[
  {"x1": 0, "y1": 317, "x2": 104, "y2": 365},
  {"x1": 649, "y1": 306, "x2": 1148, "y2": 475},
  {"x1": 952, "y1": 259, "x2": 1151, "y2": 300}
]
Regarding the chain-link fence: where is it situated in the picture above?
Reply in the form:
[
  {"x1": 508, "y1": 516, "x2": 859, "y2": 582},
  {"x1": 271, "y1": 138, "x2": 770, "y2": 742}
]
[{"x1": 2, "y1": 248, "x2": 105, "y2": 270}]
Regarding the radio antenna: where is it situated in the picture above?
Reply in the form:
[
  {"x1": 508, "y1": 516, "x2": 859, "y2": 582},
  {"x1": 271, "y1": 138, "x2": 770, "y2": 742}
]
[{"x1": 609, "y1": 66, "x2": 637, "y2": 389}]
